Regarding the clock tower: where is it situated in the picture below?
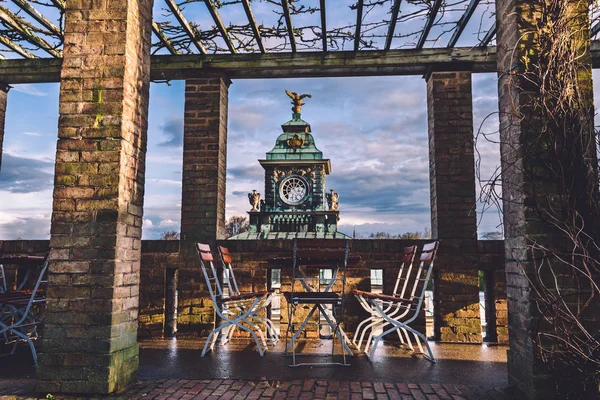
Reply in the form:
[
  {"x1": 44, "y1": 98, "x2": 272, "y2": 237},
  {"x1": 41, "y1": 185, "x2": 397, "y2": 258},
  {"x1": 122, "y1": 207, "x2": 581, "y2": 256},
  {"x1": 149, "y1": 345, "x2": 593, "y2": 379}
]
[{"x1": 232, "y1": 91, "x2": 348, "y2": 239}]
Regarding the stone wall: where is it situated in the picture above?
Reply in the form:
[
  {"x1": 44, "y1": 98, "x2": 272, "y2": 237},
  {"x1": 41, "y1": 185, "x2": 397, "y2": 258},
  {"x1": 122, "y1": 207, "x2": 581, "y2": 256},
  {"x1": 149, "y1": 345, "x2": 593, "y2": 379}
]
[
  {"x1": 0, "y1": 239, "x2": 505, "y2": 343},
  {"x1": 138, "y1": 240, "x2": 180, "y2": 338}
]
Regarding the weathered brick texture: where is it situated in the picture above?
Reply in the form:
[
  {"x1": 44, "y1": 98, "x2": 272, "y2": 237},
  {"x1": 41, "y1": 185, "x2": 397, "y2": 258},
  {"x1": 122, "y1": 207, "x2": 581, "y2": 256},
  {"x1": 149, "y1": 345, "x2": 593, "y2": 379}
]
[
  {"x1": 478, "y1": 240, "x2": 508, "y2": 343},
  {"x1": 139, "y1": 241, "x2": 180, "y2": 338},
  {"x1": 496, "y1": 0, "x2": 598, "y2": 397},
  {"x1": 37, "y1": 0, "x2": 153, "y2": 394},
  {"x1": 180, "y1": 76, "x2": 229, "y2": 243},
  {"x1": 0, "y1": 84, "x2": 8, "y2": 171},
  {"x1": 427, "y1": 71, "x2": 481, "y2": 343}
]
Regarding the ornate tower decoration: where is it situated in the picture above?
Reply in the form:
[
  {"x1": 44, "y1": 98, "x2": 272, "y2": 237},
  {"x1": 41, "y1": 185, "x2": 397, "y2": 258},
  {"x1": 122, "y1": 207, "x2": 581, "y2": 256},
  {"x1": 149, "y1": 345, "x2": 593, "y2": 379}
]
[{"x1": 232, "y1": 91, "x2": 348, "y2": 239}]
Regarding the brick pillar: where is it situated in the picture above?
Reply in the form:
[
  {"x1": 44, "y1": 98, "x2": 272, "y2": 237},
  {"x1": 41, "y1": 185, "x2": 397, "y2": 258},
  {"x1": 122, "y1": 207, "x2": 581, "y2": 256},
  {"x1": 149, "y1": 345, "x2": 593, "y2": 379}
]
[
  {"x1": 180, "y1": 76, "x2": 229, "y2": 243},
  {"x1": 38, "y1": 0, "x2": 153, "y2": 394},
  {"x1": 177, "y1": 76, "x2": 229, "y2": 335},
  {"x1": 426, "y1": 71, "x2": 481, "y2": 343},
  {"x1": 0, "y1": 83, "x2": 9, "y2": 171},
  {"x1": 496, "y1": 1, "x2": 599, "y2": 397}
]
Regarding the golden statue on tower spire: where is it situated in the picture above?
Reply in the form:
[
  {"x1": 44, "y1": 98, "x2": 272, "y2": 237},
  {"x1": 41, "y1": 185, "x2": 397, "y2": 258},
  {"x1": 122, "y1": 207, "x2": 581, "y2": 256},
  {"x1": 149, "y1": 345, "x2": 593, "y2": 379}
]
[{"x1": 285, "y1": 90, "x2": 312, "y2": 114}]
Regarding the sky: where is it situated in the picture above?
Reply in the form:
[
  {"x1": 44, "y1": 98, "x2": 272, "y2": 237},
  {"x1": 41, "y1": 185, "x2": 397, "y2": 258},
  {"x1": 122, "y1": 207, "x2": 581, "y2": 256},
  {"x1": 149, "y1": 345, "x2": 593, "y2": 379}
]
[{"x1": 0, "y1": 71, "x2": 509, "y2": 240}]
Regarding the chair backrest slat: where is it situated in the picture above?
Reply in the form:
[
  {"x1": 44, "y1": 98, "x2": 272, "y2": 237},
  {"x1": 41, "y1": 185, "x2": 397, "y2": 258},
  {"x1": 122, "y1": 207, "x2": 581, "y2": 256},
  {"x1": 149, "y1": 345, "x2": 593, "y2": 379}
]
[
  {"x1": 196, "y1": 243, "x2": 223, "y2": 300},
  {"x1": 393, "y1": 246, "x2": 417, "y2": 298},
  {"x1": 218, "y1": 245, "x2": 241, "y2": 296},
  {"x1": 410, "y1": 241, "x2": 438, "y2": 315}
]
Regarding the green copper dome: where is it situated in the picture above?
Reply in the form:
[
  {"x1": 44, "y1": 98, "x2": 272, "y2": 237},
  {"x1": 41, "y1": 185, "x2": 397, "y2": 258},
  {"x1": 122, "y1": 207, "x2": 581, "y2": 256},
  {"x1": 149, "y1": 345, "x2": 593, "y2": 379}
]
[{"x1": 266, "y1": 113, "x2": 323, "y2": 160}]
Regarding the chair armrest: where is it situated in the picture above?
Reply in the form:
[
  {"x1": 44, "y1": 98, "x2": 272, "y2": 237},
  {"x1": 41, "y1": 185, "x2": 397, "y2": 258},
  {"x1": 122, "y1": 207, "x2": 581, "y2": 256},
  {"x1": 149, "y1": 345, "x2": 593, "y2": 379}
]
[
  {"x1": 352, "y1": 289, "x2": 413, "y2": 304},
  {"x1": 224, "y1": 291, "x2": 268, "y2": 302}
]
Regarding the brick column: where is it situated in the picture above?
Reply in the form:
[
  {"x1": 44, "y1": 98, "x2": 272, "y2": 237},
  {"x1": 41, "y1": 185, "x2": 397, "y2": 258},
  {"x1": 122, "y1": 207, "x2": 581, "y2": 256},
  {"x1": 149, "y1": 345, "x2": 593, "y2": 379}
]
[
  {"x1": 496, "y1": 1, "x2": 599, "y2": 397},
  {"x1": 177, "y1": 76, "x2": 229, "y2": 335},
  {"x1": 0, "y1": 83, "x2": 9, "y2": 171},
  {"x1": 38, "y1": 0, "x2": 153, "y2": 394},
  {"x1": 180, "y1": 76, "x2": 229, "y2": 243},
  {"x1": 426, "y1": 71, "x2": 481, "y2": 343}
]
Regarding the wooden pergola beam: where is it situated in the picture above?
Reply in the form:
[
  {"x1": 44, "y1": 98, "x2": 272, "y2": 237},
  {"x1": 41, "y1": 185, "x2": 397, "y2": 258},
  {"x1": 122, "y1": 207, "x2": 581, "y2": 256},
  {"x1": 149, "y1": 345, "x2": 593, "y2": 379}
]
[
  {"x1": 0, "y1": 34, "x2": 35, "y2": 58},
  {"x1": 165, "y1": 0, "x2": 207, "y2": 54},
  {"x1": 282, "y1": 0, "x2": 297, "y2": 52},
  {"x1": 152, "y1": 21, "x2": 178, "y2": 55},
  {"x1": 11, "y1": 0, "x2": 62, "y2": 38},
  {"x1": 241, "y1": 0, "x2": 265, "y2": 53},
  {"x1": 320, "y1": 0, "x2": 327, "y2": 51},
  {"x1": 385, "y1": 0, "x2": 402, "y2": 51},
  {"x1": 479, "y1": 22, "x2": 496, "y2": 47},
  {"x1": 0, "y1": 6, "x2": 60, "y2": 57},
  {"x1": 4, "y1": 42, "x2": 600, "y2": 84},
  {"x1": 416, "y1": 0, "x2": 442, "y2": 49},
  {"x1": 204, "y1": 0, "x2": 236, "y2": 54},
  {"x1": 447, "y1": 0, "x2": 479, "y2": 48},
  {"x1": 354, "y1": 0, "x2": 364, "y2": 52}
]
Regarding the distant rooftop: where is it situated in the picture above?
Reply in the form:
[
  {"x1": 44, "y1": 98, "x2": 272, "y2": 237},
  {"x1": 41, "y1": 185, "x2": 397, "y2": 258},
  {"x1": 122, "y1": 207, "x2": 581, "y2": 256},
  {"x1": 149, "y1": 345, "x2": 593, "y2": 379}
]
[{"x1": 228, "y1": 231, "x2": 350, "y2": 241}]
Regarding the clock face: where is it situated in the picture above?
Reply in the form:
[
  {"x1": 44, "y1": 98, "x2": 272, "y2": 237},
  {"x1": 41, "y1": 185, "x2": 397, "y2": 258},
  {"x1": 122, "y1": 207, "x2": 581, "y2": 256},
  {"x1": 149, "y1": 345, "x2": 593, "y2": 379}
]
[{"x1": 280, "y1": 176, "x2": 309, "y2": 205}]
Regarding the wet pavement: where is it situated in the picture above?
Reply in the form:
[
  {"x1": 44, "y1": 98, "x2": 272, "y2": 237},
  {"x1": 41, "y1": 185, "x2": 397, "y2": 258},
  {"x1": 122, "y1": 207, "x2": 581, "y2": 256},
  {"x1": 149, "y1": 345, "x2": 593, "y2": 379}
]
[
  {"x1": 138, "y1": 338, "x2": 509, "y2": 387},
  {"x1": 0, "y1": 339, "x2": 511, "y2": 399}
]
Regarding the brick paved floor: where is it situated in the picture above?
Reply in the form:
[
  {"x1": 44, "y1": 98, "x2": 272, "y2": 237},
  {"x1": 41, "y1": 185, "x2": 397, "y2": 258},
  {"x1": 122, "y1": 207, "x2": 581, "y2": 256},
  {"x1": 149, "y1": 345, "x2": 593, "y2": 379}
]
[{"x1": 0, "y1": 378, "x2": 515, "y2": 400}]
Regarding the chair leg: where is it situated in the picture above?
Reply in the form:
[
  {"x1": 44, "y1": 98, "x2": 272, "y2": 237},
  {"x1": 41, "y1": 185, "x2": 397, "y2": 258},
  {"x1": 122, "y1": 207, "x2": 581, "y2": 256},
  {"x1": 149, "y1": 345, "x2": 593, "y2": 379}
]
[
  {"x1": 367, "y1": 323, "x2": 403, "y2": 360},
  {"x1": 403, "y1": 325, "x2": 435, "y2": 362},
  {"x1": 401, "y1": 328, "x2": 415, "y2": 351},
  {"x1": 202, "y1": 324, "x2": 227, "y2": 357},
  {"x1": 234, "y1": 320, "x2": 266, "y2": 356}
]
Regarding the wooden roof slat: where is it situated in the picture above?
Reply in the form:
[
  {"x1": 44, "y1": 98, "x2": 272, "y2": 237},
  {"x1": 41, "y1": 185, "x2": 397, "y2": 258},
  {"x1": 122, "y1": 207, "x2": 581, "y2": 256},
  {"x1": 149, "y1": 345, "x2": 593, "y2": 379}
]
[
  {"x1": 0, "y1": 6, "x2": 60, "y2": 57},
  {"x1": 11, "y1": 0, "x2": 62, "y2": 38},
  {"x1": 282, "y1": 0, "x2": 297, "y2": 53},
  {"x1": 447, "y1": 0, "x2": 479, "y2": 48},
  {"x1": 204, "y1": 0, "x2": 236, "y2": 54},
  {"x1": 479, "y1": 21, "x2": 496, "y2": 47},
  {"x1": 0, "y1": 34, "x2": 35, "y2": 58},
  {"x1": 152, "y1": 21, "x2": 178, "y2": 55},
  {"x1": 385, "y1": 0, "x2": 402, "y2": 51},
  {"x1": 51, "y1": 0, "x2": 65, "y2": 11},
  {"x1": 354, "y1": 0, "x2": 364, "y2": 52},
  {"x1": 241, "y1": 0, "x2": 265, "y2": 53},
  {"x1": 165, "y1": 0, "x2": 207, "y2": 54},
  {"x1": 320, "y1": 0, "x2": 327, "y2": 51},
  {"x1": 416, "y1": 0, "x2": 442, "y2": 49},
  {"x1": 592, "y1": 21, "x2": 600, "y2": 38}
]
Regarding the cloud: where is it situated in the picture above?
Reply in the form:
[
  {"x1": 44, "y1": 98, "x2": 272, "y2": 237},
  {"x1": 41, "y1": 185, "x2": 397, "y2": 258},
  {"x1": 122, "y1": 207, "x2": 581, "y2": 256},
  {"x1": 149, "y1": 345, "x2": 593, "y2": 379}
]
[
  {"x1": 0, "y1": 212, "x2": 50, "y2": 239},
  {"x1": 11, "y1": 84, "x2": 48, "y2": 97},
  {"x1": 158, "y1": 116, "x2": 183, "y2": 147},
  {"x1": 228, "y1": 165, "x2": 264, "y2": 180},
  {"x1": 141, "y1": 207, "x2": 182, "y2": 240},
  {"x1": 0, "y1": 154, "x2": 54, "y2": 193}
]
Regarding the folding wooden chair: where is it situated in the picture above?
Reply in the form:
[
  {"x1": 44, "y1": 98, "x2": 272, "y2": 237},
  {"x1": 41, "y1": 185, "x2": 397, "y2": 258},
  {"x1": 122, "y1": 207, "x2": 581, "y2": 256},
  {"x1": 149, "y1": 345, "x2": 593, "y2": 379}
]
[
  {"x1": 217, "y1": 245, "x2": 279, "y2": 344},
  {"x1": 196, "y1": 243, "x2": 271, "y2": 356},
  {"x1": 283, "y1": 238, "x2": 352, "y2": 367},
  {"x1": 0, "y1": 255, "x2": 48, "y2": 365},
  {"x1": 354, "y1": 242, "x2": 438, "y2": 362},
  {"x1": 353, "y1": 245, "x2": 417, "y2": 351}
]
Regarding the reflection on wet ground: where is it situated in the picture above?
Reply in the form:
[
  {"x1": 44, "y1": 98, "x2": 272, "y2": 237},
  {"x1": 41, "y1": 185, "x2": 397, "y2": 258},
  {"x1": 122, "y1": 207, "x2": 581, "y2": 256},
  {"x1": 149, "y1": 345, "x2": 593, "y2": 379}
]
[{"x1": 137, "y1": 338, "x2": 508, "y2": 387}]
